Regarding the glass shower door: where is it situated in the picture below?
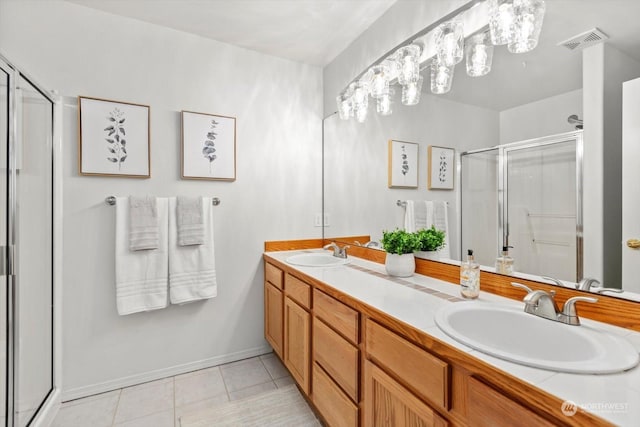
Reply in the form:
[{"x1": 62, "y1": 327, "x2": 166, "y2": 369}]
[
  {"x1": 505, "y1": 138, "x2": 579, "y2": 281},
  {"x1": 460, "y1": 148, "x2": 500, "y2": 266}
]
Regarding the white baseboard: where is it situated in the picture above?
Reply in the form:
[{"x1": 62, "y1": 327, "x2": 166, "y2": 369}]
[
  {"x1": 32, "y1": 388, "x2": 61, "y2": 427},
  {"x1": 61, "y1": 345, "x2": 273, "y2": 402}
]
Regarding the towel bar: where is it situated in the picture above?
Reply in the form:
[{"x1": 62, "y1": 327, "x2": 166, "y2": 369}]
[
  {"x1": 397, "y1": 199, "x2": 449, "y2": 207},
  {"x1": 105, "y1": 196, "x2": 221, "y2": 206}
]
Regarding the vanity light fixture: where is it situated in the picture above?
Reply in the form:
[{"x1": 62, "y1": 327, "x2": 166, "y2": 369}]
[
  {"x1": 465, "y1": 32, "x2": 494, "y2": 77},
  {"x1": 395, "y1": 44, "x2": 422, "y2": 86},
  {"x1": 376, "y1": 89, "x2": 393, "y2": 115},
  {"x1": 402, "y1": 75, "x2": 423, "y2": 106},
  {"x1": 434, "y1": 21, "x2": 465, "y2": 67},
  {"x1": 430, "y1": 57, "x2": 455, "y2": 94},
  {"x1": 488, "y1": 0, "x2": 515, "y2": 45},
  {"x1": 369, "y1": 63, "x2": 391, "y2": 99},
  {"x1": 508, "y1": 0, "x2": 546, "y2": 53}
]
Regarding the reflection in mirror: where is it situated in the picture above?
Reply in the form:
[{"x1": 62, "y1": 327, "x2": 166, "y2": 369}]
[{"x1": 323, "y1": 0, "x2": 640, "y2": 300}]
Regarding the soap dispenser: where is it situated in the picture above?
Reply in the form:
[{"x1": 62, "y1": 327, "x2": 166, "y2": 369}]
[
  {"x1": 495, "y1": 246, "x2": 514, "y2": 275},
  {"x1": 460, "y1": 249, "x2": 480, "y2": 299}
]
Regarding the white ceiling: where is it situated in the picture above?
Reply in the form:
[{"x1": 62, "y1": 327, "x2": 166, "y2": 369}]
[{"x1": 64, "y1": 0, "x2": 397, "y2": 66}]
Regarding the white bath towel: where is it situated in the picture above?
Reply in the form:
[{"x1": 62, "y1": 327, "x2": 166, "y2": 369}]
[
  {"x1": 404, "y1": 200, "x2": 430, "y2": 232},
  {"x1": 433, "y1": 201, "x2": 450, "y2": 259},
  {"x1": 115, "y1": 197, "x2": 169, "y2": 315},
  {"x1": 129, "y1": 195, "x2": 160, "y2": 251},
  {"x1": 169, "y1": 197, "x2": 217, "y2": 304},
  {"x1": 177, "y1": 196, "x2": 204, "y2": 246},
  {"x1": 404, "y1": 200, "x2": 416, "y2": 232}
]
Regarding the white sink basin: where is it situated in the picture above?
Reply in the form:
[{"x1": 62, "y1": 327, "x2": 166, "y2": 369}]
[
  {"x1": 285, "y1": 253, "x2": 350, "y2": 267},
  {"x1": 435, "y1": 302, "x2": 639, "y2": 374}
]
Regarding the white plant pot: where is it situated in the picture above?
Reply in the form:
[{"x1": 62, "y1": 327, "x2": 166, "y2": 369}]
[
  {"x1": 385, "y1": 253, "x2": 416, "y2": 277},
  {"x1": 415, "y1": 250, "x2": 440, "y2": 261}
]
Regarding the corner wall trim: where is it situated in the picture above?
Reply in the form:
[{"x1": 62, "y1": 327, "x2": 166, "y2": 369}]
[{"x1": 61, "y1": 345, "x2": 273, "y2": 402}]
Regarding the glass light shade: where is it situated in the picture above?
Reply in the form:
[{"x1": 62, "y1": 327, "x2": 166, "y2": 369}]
[
  {"x1": 395, "y1": 45, "x2": 422, "y2": 85},
  {"x1": 376, "y1": 92, "x2": 392, "y2": 115},
  {"x1": 369, "y1": 64, "x2": 390, "y2": 98},
  {"x1": 382, "y1": 58, "x2": 400, "y2": 82},
  {"x1": 508, "y1": 0, "x2": 546, "y2": 53},
  {"x1": 336, "y1": 92, "x2": 351, "y2": 120},
  {"x1": 355, "y1": 102, "x2": 368, "y2": 123},
  {"x1": 402, "y1": 75, "x2": 423, "y2": 106},
  {"x1": 488, "y1": 0, "x2": 515, "y2": 45},
  {"x1": 434, "y1": 21, "x2": 464, "y2": 67},
  {"x1": 465, "y1": 33, "x2": 494, "y2": 77},
  {"x1": 430, "y1": 58, "x2": 454, "y2": 94}
]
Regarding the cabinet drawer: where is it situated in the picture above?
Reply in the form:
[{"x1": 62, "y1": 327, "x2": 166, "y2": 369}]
[
  {"x1": 313, "y1": 317, "x2": 358, "y2": 402},
  {"x1": 313, "y1": 289, "x2": 359, "y2": 344},
  {"x1": 312, "y1": 363, "x2": 358, "y2": 427},
  {"x1": 265, "y1": 262, "x2": 283, "y2": 290},
  {"x1": 365, "y1": 319, "x2": 449, "y2": 410},
  {"x1": 467, "y1": 377, "x2": 556, "y2": 427},
  {"x1": 285, "y1": 273, "x2": 311, "y2": 309}
]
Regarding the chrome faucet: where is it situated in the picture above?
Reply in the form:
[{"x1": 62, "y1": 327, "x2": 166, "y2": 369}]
[
  {"x1": 511, "y1": 282, "x2": 598, "y2": 326},
  {"x1": 576, "y1": 277, "x2": 623, "y2": 294},
  {"x1": 323, "y1": 242, "x2": 349, "y2": 259}
]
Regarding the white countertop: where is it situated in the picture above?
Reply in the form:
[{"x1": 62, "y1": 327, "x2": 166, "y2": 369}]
[{"x1": 266, "y1": 249, "x2": 640, "y2": 426}]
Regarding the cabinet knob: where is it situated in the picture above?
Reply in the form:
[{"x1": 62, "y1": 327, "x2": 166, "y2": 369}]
[{"x1": 627, "y1": 239, "x2": 640, "y2": 249}]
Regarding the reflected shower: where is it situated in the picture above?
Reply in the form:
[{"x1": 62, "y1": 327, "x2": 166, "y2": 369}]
[{"x1": 568, "y1": 114, "x2": 583, "y2": 129}]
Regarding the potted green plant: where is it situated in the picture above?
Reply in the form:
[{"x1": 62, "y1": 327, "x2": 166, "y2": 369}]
[
  {"x1": 381, "y1": 229, "x2": 420, "y2": 277},
  {"x1": 415, "y1": 226, "x2": 446, "y2": 260}
]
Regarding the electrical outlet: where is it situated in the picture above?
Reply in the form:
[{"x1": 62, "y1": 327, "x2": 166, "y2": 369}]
[
  {"x1": 323, "y1": 213, "x2": 330, "y2": 227},
  {"x1": 314, "y1": 213, "x2": 323, "y2": 227}
]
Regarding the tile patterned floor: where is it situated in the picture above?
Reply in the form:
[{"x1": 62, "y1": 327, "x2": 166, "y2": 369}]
[{"x1": 52, "y1": 353, "x2": 297, "y2": 427}]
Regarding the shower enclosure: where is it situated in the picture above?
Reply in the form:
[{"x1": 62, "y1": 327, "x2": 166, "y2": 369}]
[
  {"x1": 1, "y1": 54, "x2": 55, "y2": 426},
  {"x1": 460, "y1": 131, "x2": 583, "y2": 282}
]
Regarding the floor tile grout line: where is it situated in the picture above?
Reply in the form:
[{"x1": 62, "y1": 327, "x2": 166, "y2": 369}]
[{"x1": 172, "y1": 376, "x2": 176, "y2": 427}]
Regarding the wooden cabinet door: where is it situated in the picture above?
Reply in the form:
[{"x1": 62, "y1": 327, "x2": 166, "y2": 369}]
[
  {"x1": 264, "y1": 282, "x2": 283, "y2": 358},
  {"x1": 284, "y1": 297, "x2": 310, "y2": 394},
  {"x1": 363, "y1": 360, "x2": 448, "y2": 427}
]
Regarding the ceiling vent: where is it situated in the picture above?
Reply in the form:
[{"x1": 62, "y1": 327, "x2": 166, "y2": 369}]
[{"x1": 558, "y1": 28, "x2": 609, "y2": 51}]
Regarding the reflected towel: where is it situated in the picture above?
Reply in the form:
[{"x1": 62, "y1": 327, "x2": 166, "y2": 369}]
[
  {"x1": 404, "y1": 200, "x2": 416, "y2": 232},
  {"x1": 116, "y1": 197, "x2": 168, "y2": 315},
  {"x1": 169, "y1": 197, "x2": 217, "y2": 304},
  {"x1": 433, "y1": 201, "x2": 450, "y2": 259},
  {"x1": 129, "y1": 196, "x2": 159, "y2": 251},
  {"x1": 177, "y1": 196, "x2": 204, "y2": 246}
]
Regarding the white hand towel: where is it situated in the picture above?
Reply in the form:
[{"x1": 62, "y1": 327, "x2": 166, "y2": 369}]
[
  {"x1": 169, "y1": 197, "x2": 217, "y2": 304},
  {"x1": 116, "y1": 197, "x2": 168, "y2": 315},
  {"x1": 424, "y1": 201, "x2": 434, "y2": 230},
  {"x1": 433, "y1": 201, "x2": 450, "y2": 259},
  {"x1": 404, "y1": 200, "x2": 416, "y2": 232},
  {"x1": 129, "y1": 195, "x2": 159, "y2": 250},
  {"x1": 177, "y1": 196, "x2": 204, "y2": 246}
]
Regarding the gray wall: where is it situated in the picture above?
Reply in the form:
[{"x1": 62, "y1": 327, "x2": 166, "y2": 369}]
[{"x1": 0, "y1": 0, "x2": 323, "y2": 399}]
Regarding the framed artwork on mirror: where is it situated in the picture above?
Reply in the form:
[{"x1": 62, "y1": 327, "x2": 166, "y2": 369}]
[
  {"x1": 428, "y1": 145, "x2": 455, "y2": 190},
  {"x1": 388, "y1": 139, "x2": 418, "y2": 188},
  {"x1": 181, "y1": 110, "x2": 236, "y2": 181},
  {"x1": 78, "y1": 96, "x2": 150, "y2": 178}
]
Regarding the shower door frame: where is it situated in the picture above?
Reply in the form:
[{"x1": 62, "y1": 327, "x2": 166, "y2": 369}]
[
  {"x1": 1, "y1": 53, "x2": 57, "y2": 427},
  {"x1": 460, "y1": 131, "x2": 584, "y2": 281}
]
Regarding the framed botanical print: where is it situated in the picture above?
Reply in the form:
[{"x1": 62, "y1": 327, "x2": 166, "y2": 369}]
[
  {"x1": 181, "y1": 111, "x2": 236, "y2": 181},
  {"x1": 428, "y1": 145, "x2": 455, "y2": 190},
  {"x1": 78, "y1": 96, "x2": 150, "y2": 178},
  {"x1": 388, "y1": 139, "x2": 418, "y2": 188}
]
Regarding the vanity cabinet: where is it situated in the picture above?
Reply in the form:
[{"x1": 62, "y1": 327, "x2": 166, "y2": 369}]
[
  {"x1": 364, "y1": 360, "x2": 448, "y2": 427},
  {"x1": 312, "y1": 289, "x2": 360, "y2": 427},
  {"x1": 283, "y1": 273, "x2": 311, "y2": 395},
  {"x1": 263, "y1": 254, "x2": 612, "y2": 427},
  {"x1": 264, "y1": 263, "x2": 284, "y2": 358}
]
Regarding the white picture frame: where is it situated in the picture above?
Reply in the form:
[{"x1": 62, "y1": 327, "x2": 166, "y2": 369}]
[
  {"x1": 428, "y1": 145, "x2": 455, "y2": 190},
  {"x1": 181, "y1": 110, "x2": 236, "y2": 181},
  {"x1": 78, "y1": 96, "x2": 150, "y2": 178},
  {"x1": 388, "y1": 139, "x2": 419, "y2": 188}
]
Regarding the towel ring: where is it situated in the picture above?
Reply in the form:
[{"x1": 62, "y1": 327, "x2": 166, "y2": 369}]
[{"x1": 106, "y1": 196, "x2": 221, "y2": 206}]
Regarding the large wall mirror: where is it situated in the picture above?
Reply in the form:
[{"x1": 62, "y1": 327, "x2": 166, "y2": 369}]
[{"x1": 323, "y1": 0, "x2": 640, "y2": 300}]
